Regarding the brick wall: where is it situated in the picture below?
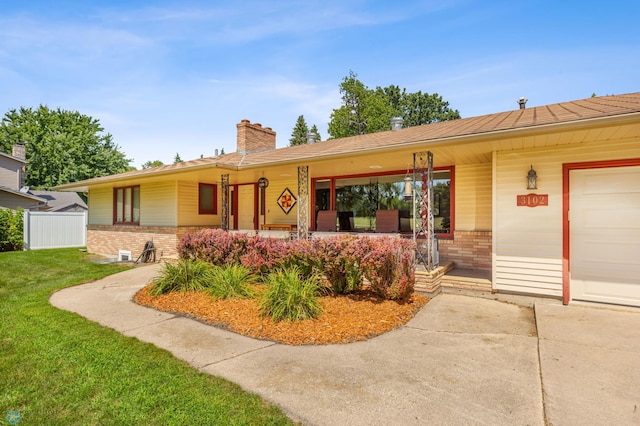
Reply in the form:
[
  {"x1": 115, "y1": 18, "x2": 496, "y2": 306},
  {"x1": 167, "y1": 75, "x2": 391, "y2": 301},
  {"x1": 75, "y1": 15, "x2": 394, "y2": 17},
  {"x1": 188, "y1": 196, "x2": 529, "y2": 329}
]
[
  {"x1": 87, "y1": 225, "x2": 210, "y2": 259},
  {"x1": 437, "y1": 230, "x2": 491, "y2": 271},
  {"x1": 236, "y1": 119, "x2": 276, "y2": 154}
]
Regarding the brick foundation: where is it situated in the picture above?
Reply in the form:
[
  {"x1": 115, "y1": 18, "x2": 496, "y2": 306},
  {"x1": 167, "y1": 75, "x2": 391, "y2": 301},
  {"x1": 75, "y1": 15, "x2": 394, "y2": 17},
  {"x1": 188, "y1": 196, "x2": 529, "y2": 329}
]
[
  {"x1": 87, "y1": 225, "x2": 214, "y2": 259},
  {"x1": 437, "y1": 231, "x2": 491, "y2": 271}
]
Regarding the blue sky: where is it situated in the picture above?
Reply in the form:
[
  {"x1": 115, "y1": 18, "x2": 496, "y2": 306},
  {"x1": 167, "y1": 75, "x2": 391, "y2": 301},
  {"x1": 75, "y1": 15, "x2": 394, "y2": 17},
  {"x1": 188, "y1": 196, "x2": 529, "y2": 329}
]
[{"x1": 1, "y1": 1, "x2": 638, "y2": 168}]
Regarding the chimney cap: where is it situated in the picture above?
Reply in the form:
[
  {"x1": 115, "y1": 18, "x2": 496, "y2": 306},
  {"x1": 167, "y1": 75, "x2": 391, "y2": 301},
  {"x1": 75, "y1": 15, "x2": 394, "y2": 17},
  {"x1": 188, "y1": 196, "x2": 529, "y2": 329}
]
[
  {"x1": 518, "y1": 97, "x2": 528, "y2": 109},
  {"x1": 306, "y1": 133, "x2": 317, "y2": 144},
  {"x1": 390, "y1": 117, "x2": 404, "y2": 130}
]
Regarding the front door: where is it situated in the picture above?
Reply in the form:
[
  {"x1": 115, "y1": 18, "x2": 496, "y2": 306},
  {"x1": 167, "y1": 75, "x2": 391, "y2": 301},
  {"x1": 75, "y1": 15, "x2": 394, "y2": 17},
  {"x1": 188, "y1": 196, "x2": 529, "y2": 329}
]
[
  {"x1": 570, "y1": 166, "x2": 640, "y2": 307},
  {"x1": 237, "y1": 184, "x2": 256, "y2": 230}
]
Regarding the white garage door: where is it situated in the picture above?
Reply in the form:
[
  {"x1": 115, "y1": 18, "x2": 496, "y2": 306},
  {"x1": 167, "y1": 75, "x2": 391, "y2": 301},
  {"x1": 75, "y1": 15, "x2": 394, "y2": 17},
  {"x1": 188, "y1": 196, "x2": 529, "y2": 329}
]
[{"x1": 570, "y1": 166, "x2": 640, "y2": 307}]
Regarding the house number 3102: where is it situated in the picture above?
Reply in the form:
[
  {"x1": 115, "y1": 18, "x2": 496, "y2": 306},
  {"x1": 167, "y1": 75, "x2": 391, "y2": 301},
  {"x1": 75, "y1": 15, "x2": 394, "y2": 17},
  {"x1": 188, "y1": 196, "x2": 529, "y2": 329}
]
[{"x1": 517, "y1": 194, "x2": 549, "y2": 207}]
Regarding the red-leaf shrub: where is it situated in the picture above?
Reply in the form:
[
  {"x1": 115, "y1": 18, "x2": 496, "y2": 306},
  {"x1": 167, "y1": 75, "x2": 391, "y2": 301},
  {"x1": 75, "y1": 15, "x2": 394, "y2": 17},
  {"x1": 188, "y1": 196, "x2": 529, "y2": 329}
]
[
  {"x1": 178, "y1": 229, "x2": 247, "y2": 266},
  {"x1": 361, "y1": 237, "x2": 416, "y2": 300},
  {"x1": 177, "y1": 230, "x2": 417, "y2": 300},
  {"x1": 240, "y1": 236, "x2": 286, "y2": 276},
  {"x1": 315, "y1": 235, "x2": 368, "y2": 294}
]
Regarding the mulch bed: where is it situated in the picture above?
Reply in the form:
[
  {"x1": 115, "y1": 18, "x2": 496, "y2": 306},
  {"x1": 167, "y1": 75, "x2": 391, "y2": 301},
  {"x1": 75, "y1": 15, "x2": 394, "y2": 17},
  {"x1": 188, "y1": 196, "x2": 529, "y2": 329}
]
[{"x1": 134, "y1": 285, "x2": 429, "y2": 345}]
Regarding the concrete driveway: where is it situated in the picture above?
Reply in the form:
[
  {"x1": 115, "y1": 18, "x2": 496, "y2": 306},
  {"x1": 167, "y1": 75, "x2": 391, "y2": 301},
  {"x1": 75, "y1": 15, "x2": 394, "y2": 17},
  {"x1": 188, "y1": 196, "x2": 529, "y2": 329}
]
[{"x1": 50, "y1": 264, "x2": 640, "y2": 425}]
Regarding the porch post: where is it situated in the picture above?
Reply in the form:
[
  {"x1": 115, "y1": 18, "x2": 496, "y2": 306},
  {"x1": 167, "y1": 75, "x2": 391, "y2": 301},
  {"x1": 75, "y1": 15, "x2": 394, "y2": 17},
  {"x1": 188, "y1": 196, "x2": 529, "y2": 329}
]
[
  {"x1": 221, "y1": 173, "x2": 229, "y2": 231},
  {"x1": 413, "y1": 151, "x2": 438, "y2": 271},
  {"x1": 297, "y1": 165, "x2": 309, "y2": 239}
]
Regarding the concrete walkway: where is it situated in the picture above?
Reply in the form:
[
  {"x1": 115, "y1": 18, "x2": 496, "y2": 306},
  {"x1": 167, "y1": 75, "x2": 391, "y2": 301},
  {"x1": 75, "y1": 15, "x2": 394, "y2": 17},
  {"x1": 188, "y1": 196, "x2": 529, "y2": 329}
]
[{"x1": 50, "y1": 264, "x2": 640, "y2": 425}]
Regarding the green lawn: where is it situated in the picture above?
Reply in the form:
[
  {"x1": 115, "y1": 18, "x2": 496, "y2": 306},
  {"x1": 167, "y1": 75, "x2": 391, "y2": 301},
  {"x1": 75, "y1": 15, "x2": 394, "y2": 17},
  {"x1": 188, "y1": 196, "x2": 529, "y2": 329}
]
[{"x1": 0, "y1": 248, "x2": 294, "y2": 425}]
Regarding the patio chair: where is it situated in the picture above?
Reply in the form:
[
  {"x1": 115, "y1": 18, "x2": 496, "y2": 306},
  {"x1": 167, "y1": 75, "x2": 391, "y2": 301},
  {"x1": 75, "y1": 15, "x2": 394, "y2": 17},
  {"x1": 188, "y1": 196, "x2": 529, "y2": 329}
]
[
  {"x1": 375, "y1": 209, "x2": 399, "y2": 233},
  {"x1": 316, "y1": 210, "x2": 338, "y2": 232}
]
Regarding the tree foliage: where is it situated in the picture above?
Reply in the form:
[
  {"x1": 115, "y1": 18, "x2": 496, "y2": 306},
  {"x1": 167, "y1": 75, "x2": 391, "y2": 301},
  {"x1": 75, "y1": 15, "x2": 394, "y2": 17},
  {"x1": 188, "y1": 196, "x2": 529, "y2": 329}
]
[
  {"x1": 289, "y1": 115, "x2": 309, "y2": 146},
  {"x1": 141, "y1": 160, "x2": 164, "y2": 169},
  {"x1": 0, "y1": 106, "x2": 130, "y2": 189},
  {"x1": 328, "y1": 71, "x2": 461, "y2": 138},
  {"x1": 309, "y1": 124, "x2": 321, "y2": 142},
  {"x1": 289, "y1": 115, "x2": 321, "y2": 146},
  {"x1": 0, "y1": 208, "x2": 23, "y2": 252}
]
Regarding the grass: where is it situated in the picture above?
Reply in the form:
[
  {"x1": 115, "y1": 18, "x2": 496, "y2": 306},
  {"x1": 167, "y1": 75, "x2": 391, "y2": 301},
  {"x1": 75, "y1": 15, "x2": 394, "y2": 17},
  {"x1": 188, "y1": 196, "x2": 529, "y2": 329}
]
[
  {"x1": 260, "y1": 266, "x2": 325, "y2": 322},
  {"x1": 148, "y1": 258, "x2": 212, "y2": 295},
  {"x1": 207, "y1": 264, "x2": 256, "y2": 300},
  {"x1": 0, "y1": 248, "x2": 293, "y2": 425}
]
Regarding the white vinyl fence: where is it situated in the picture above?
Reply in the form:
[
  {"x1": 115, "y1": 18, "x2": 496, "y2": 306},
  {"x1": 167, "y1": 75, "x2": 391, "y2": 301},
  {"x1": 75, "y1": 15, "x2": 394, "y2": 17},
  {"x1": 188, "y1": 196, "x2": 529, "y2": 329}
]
[{"x1": 23, "y1": 211, "x2": 87, "y2": 250}]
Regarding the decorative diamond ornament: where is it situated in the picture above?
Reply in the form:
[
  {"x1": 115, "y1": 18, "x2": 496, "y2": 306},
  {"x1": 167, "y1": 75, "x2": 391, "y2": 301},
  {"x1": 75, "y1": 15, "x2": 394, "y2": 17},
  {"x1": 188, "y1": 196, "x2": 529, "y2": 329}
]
[{"x1": 277, "y1": 187, "x2": 297, "y2": 215}]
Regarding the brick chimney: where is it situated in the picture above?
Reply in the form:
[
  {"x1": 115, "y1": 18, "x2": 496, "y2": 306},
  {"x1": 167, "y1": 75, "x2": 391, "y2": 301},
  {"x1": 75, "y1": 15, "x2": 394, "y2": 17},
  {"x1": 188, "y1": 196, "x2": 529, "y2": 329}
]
[
  {"x1": 12, "y1": 143, "x2": 26, "y2": 160},
  {"x1": 236, "y1": 119, "x2": 276, "y2": 154}
]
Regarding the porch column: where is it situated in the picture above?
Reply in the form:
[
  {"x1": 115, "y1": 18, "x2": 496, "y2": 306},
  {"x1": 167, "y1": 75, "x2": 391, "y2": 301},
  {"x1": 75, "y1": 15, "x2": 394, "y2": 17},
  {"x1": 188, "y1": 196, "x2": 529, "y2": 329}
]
[
  {"x1": 221, "y1": 173, "x2": 229, "y2": 231},
  {"x1": 297, "y1": 166, "x2": 309, "y2": 239},
  {"x1": 413, "y1": 151, "x2": 438, "y2": 271}
]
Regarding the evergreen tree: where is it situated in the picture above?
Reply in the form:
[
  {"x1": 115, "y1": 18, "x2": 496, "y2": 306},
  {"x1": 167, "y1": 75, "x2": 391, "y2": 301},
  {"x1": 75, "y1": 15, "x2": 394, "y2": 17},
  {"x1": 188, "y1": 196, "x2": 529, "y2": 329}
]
[
  {"x1": 174, "y1": 153, "x2": 182, "y2": 163},
  {"x1": 309, "y1": 124, "x2": 321, "y2": 142},
  {"x1": 289, "y1": 115, "x2": 310, "y2": 146}
]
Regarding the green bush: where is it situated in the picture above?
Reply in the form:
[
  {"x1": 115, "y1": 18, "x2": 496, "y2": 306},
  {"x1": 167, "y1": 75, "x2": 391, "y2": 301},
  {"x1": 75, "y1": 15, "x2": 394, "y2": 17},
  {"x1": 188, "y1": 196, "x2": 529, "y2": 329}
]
[
  {"x1": 0, "y1": 208, "x2": 24, "y2": 252},
  {"x1": 149, "y1": 259, "x2": 213, "y2": 295},
  {"x1": 259, "y1": 266, "x2": 324, "y2": 322},
  {"x1": 207, "y1": 264, "x2": 257, "y2": 299}
]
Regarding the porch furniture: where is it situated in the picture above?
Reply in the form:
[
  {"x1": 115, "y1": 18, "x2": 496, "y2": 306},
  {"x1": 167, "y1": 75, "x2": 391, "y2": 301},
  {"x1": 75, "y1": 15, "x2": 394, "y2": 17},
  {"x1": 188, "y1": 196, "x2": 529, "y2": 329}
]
[
  {"x1": 337, "y1": 211, "x2": 353, "y2": 231},
  {"x1": 375, "y1": 209, "x2": 399, "y2": 233},
  {"x1": 316, "y1": 210, "x2": 338, "y2": 232},
  {"x1": 261, "y1": 223, "x2": 297, "y2": 231}
]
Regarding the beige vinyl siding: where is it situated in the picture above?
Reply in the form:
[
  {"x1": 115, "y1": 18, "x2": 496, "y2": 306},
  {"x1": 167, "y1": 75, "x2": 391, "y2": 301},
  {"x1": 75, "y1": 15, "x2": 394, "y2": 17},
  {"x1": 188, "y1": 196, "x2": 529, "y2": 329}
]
[
  {"x1": 493, "y1": 137, "x2": 640, "y2": 297},
  {"x1": 263, "y1": 179, "x2": 300, "y2": 225},
  {"x1": 0, "y1": 156, "x2": 21, "y2": 190},
  {"x1": 455, "y1": 163, "x2": 492, "y2": 231},
  {"x1": 0, "y1": 192, "x2": 36, "y2": 210},
  {"x1": 88, "y1": 187, "x2": 113, "y2": 225},
  {"x1": 140, "y1": 181, "x2": 177, "y2": 226},
  {"x1": 176, "y1": 181, "x2": 221, "y2": 227}
]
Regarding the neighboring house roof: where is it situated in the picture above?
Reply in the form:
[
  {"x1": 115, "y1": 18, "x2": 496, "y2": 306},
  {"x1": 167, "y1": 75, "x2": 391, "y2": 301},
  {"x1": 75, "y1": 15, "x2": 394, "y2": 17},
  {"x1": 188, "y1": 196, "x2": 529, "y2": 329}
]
[
  {"x1": 29, "y1": 190, "x2": 87, "y2": 212},
  {"x1": 55, "y1": 92, "x2": 640, "y2": 192},
  {"x1": 0, "y1": 151, "x2": 27, "y2": 164},
  {"x1": 0, "y1": 186, "x2": 49, "y2": 210}
]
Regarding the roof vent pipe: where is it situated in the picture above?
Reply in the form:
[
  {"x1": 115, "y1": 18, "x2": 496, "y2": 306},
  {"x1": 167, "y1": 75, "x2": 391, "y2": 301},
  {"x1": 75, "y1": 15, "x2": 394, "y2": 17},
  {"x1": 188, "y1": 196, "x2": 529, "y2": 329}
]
[
  {"x1": 390, "y1": 117, "x2": 404, "y2": 130},
  {"x1": 518, "y1": 97, "x2": 528, "y2": 110},
  {"x1": 306, "y1": 133, "x2": 317, "y2": 144}
]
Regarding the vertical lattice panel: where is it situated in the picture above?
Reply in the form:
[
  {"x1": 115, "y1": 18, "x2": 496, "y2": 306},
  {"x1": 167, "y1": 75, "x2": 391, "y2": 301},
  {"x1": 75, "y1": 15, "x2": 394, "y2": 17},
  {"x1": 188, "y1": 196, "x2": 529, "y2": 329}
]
[
  {"x1": 221, "y1": 174, "x2": 229, "y2": 231},
  {"x1": 297, "y1": 166, "x2": 309, "y2": 239},
  {"x1": 413, "y1": 152, "x2": 438, "y2": 271}
]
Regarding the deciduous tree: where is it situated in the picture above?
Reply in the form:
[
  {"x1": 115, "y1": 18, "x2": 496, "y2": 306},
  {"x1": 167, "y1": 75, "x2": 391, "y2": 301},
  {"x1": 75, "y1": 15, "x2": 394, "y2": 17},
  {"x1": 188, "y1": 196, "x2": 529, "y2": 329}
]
[
  {"x1": 0, "y1": 105, "x2": 130, "y2": 188},
  {"x1": 328, "y1": 71, "x2": 461, "y2": 139},
  {"x1": 141, "y1": 160, "x2": 164, "y2": 169}
]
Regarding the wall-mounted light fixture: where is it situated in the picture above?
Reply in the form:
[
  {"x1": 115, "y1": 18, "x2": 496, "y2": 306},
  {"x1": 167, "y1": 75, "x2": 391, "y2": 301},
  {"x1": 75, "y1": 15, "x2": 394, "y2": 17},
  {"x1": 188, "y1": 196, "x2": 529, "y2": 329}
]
[{"x1": 527, "y1": 165, "x2": 537, "y2": 190}]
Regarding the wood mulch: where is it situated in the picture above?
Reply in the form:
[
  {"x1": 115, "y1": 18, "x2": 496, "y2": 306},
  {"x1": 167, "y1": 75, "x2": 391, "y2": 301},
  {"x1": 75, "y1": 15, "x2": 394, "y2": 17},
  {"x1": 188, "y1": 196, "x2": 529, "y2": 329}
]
[{"x1": 134, "y1": 285, "x2": 429, "y2": 345}]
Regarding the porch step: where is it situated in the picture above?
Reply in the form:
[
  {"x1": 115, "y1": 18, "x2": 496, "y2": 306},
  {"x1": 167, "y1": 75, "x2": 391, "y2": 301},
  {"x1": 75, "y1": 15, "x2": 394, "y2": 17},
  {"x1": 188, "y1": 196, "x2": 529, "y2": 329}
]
[
  {"x1": 414, "y1": 261, "x2": 454, "y2": 297},
  {"x1": 441, "y1": 268, "x2": 492, "y2": 294},
  {"x1": 414, "y1": 264, "x2": 493, "y2": 297}
]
